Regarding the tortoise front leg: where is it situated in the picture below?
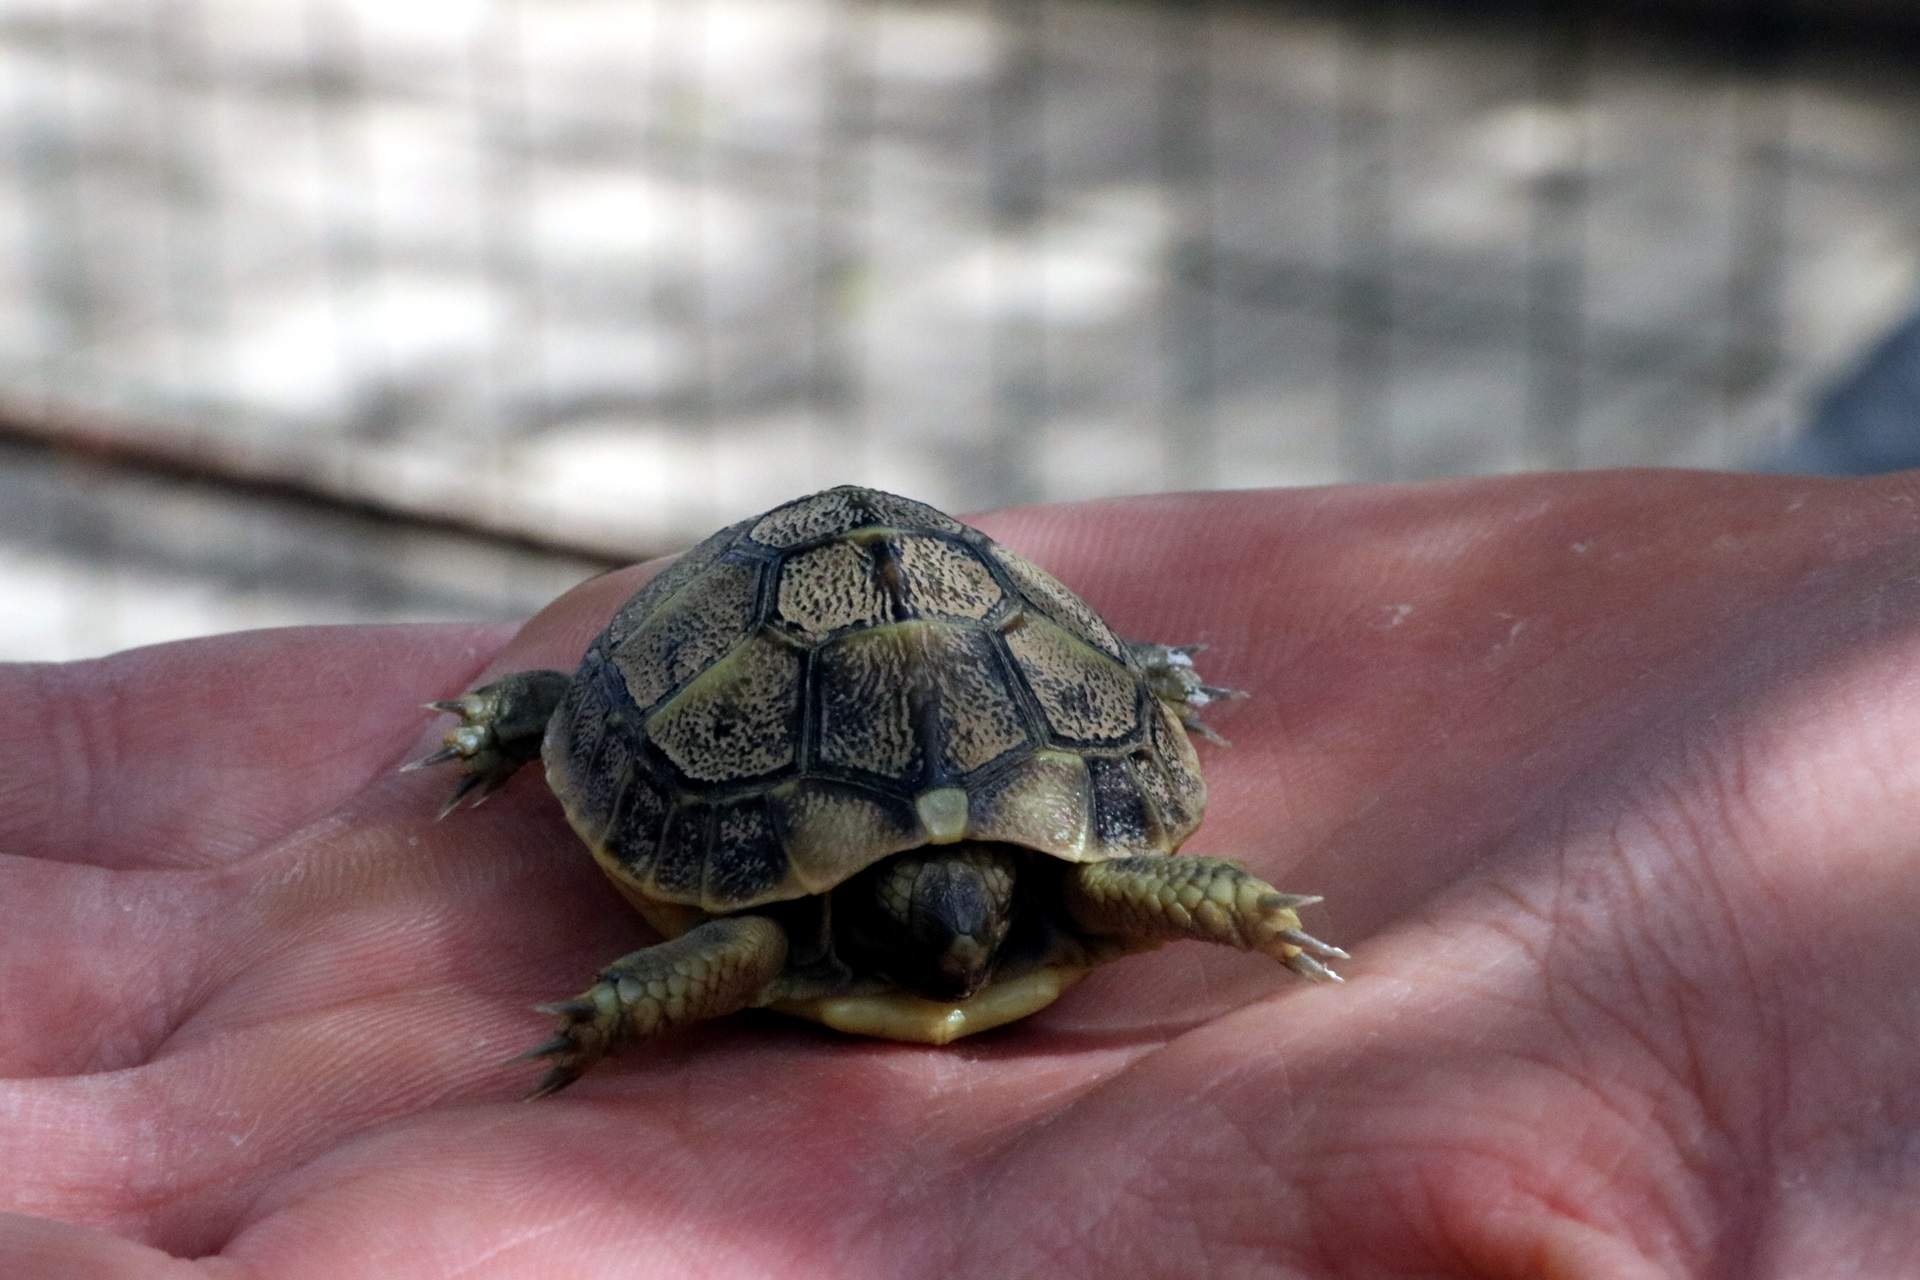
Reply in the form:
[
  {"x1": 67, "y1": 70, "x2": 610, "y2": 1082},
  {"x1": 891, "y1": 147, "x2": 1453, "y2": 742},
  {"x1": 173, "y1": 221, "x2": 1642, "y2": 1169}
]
[
  {"x1": 1062, "y1": 855, "x2": 1347, "y2": 982},
  {"x1": 520, "y1": 916, "x2": 790, "y2": 1099},
  {"x1": 404, "y1": 669, "x2": 570, "y2": 817}
]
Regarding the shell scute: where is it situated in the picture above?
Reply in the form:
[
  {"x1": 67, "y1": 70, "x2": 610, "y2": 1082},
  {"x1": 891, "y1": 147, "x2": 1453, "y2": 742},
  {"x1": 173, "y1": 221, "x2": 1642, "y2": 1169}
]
[
  {"x1": 968, "y1": 750, "x2": 1092, "y2": 857},
  {"x1": 922, "y1": 624, "x2": 1032, "y2": 776},
  {"x1": 891, "y1": 535, "x2": 1002, "y2": 621},
  {"x1": 566, "y1": 682, "x2": 632, "y2": 842},
  {"x1": 606, "y1": 769, "x2": 670, "y2": 868},
  {"x1": 768, "y1": 781, "x2": 922, "y2": 892},
  {"x1": 776, "y1": 540, "x2": 888, "y2": 636},
  {"x1": 611, "y1": 557, "x2": 763, "y2": 711},
  {"x1": 652, "y1": 806, "x2": 711, "y2": 897},
  {"x1": 1148, "y1": 704, "x2": 1206, "y2": 829},
  {"x1": 1087, "y1": 755, "x2": 1156, "y2": 852},
  {"x1": 750, "y1": 486, "x2": 964, "y2": 548},
  {"x1": 707, "y1": 798, "x2": 788, "y2": 906},
  {"x1": 645, "y1": 633, "x2": 802, "y2": 783},
  {"x1": 814, "y1": 628, "x2": 921, "y2": 779},
  {"x1": 1003, "y1": 614, "x2": 1142, "y2": 747},
  {"x1": 989, "y1": 545, "x2": 1126, "y2": 660}
]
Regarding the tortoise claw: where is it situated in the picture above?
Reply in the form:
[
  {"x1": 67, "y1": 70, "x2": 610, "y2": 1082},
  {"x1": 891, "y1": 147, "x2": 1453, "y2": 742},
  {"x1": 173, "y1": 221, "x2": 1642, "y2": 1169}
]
[
  {"x1": 1246, "y1": 889, "x2": 1346, "y2": 979},
  {"x1": 515, "y1": 1034, "x2": 577, "y2": 1063},
  {"x1": 523, "y1": 1068, "x2": 580, "y2": 1102},
  {"x1": 1276, "y1": 926, "x2": 1350, "y2": 961},
  {"x1": 1286, "y1": 950, "x2": 1344, "y2": 983},
  {"x1": 400, "y1": 745, "x2": 462, "y2": 773},
  {"x1": 435, "y1": 769, "x2": 505, "y2": 820},
  {"x1": 1176, "y1": 679, "x2": 1245, "y2": 746},
  {"x1": 1184, "y1": 717, "x2": 1231, "y2": 748},
  {"x1": 516, "y1": 994, "x2": 614, "y2": 1100},
  {"x1": 407, "y1": 675, "x2": 569, "y2": 817},
  {"x1": 1129, "y1": 641, "x2": 1245, "y2": 746}
]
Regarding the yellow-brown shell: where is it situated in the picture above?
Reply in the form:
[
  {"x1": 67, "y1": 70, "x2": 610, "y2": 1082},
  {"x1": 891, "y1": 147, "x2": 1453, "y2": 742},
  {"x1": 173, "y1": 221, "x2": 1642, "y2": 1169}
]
[{"x1": 541, "y1": 485, "x2": 1206, "y2": 914}]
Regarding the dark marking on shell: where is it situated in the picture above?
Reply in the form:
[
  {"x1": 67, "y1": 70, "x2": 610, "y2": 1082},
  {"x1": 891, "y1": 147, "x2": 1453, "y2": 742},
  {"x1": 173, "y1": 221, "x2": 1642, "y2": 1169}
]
[
  {"x1": 600, "y1": 517, "x2": 756, "y2": 652},
  {"x1": 707, "y1": 797, "x2": 789, "y2": 905},
  {"x1": 645, "y1": 634, "x2": 802, "y2": 782},
  {"x1": 608, "y1": 769, "x2": 670, "y2": 868},
  {"x1": 653, "y1": 806, "x2": 711, "y2": 896},
  {"x1": 1088, "y1": 755, "x2": 1154, "y2": 851},
  {"x1": 813, "y1": 627, "x2": 922, "y2": 780},
  {"x1": 922, "y1": 624, "x2": 1032, "y2": 776},
  {"x1": 870, "y1": 536, "x2": 910, "y2": 622},
  {"x1": 1003, "y1": 613, "x2": 1142, "y2": 746},
  {"x1": 1127, "y1": 749, "x2": 1197, "y2": 848}
]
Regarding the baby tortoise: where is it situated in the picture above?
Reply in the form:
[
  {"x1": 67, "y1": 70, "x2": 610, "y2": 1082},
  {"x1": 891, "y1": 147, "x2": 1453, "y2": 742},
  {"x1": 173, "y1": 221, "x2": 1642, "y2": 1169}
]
[{"x1": 409, "y1": 485, "x2": 1344, "y2": 1097}]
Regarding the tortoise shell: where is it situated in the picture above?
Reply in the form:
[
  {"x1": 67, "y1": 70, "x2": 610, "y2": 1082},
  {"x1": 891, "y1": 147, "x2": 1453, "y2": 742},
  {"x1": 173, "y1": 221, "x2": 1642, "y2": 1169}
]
[{"x1": 540, "y1": 485, "x2": 1206, "y2": 915}]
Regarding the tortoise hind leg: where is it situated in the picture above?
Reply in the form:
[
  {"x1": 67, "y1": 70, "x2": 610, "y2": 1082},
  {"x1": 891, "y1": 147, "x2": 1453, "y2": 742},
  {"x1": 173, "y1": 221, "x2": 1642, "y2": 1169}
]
[
  {"x1": 1126, "y1": 641, "x2": 1245, "y2": 745},
  {"x1": 404, "y1": 669, "x2": 570, "y2": 817},
  {"x1": 1061, "y1": 855, "x2": 1347, "y2": 982},
  {"x1": 521, "y1": 916, "x2": 790, "y2": 1099}
]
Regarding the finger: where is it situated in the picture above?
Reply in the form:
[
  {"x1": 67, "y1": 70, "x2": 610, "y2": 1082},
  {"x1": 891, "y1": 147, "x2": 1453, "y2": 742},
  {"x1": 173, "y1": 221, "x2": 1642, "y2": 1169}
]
[
  {"x1": 0, "y1": 622, "x2": 520, "y2": 1077},
  {"x1": 204, "y1": 1024, "x2": 1144, "y2": 1278},
  {"x1": 0, "y1": 1211, "x2": 213, "y2": 1279},
  {"x1": 0, "y1": 765, "x2": 635, "y2": 1245},
  {"x1": 0, "y1": 565, "x2": 676, "y2": 1211},
  {"x1": 10, "y1": 970, "x2": 1139, "y2": 1266},
  {"x1": 0, "y1": 623, "x2": 516, "y2": 871}
]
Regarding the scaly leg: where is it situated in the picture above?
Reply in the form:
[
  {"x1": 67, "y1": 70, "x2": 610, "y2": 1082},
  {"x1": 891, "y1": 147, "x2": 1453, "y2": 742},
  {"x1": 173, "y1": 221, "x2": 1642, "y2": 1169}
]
[
  {"x1": 1063, "y1": 855, "x2": 1347, "y2": 982},
  {"x1": 1127, "y1": 641, "x2": 1246, "y2": 745},
  {"x1": 521, "y1": 915, "x2": 790, "y2": 1098},
  {"x1": 403, "y1": 669, "x2": 570, "y2": 817}
]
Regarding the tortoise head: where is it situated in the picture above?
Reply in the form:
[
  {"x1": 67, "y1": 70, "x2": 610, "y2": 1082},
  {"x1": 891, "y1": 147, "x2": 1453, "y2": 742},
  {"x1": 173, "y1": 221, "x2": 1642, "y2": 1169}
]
[{"x1": 842, "y1": 844, "x2": 1021, "y2": 1001}]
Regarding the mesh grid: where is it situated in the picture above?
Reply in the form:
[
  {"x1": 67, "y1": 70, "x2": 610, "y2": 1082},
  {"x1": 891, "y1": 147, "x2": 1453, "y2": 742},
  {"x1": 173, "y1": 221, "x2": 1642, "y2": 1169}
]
[{"x1": 3, "y1": 1, "x2": 1918, "y2": 657}]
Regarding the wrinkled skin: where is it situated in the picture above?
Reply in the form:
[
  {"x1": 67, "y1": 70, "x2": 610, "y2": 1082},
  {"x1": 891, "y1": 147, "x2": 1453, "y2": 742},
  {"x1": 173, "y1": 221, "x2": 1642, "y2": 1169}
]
[{"x1": 5, "y1": 471, "x2": 1920, "y2": 1279}]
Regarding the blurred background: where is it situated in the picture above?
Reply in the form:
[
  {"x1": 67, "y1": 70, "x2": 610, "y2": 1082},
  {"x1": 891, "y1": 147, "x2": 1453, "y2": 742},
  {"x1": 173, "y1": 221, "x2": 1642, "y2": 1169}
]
[{"x1": 3, "y1": 0, "x2": 1918, "y2": 660}]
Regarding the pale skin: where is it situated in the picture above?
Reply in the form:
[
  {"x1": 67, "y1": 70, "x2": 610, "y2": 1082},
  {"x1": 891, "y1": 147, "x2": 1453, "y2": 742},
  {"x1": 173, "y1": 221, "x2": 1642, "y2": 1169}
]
[
  {"x1": 4, "y1": 471, "x2": 1919, "y2": 1277},
  {"x1": 421, "y1": 629, "x2": 1343, "y2": 1098}
]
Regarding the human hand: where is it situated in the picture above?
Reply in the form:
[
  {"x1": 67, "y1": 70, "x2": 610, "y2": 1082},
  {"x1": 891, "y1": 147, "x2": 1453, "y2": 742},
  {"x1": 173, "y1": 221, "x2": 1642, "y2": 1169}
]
[{"x1": 4, "y1": 471, "x2": 1917, "y2": 1277}]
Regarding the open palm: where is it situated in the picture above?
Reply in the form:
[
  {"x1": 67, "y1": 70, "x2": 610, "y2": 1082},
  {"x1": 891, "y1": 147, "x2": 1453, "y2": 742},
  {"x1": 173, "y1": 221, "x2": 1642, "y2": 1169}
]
[{"x1": 5, "y1": 472, "x2": 1918, "y2": 1278}]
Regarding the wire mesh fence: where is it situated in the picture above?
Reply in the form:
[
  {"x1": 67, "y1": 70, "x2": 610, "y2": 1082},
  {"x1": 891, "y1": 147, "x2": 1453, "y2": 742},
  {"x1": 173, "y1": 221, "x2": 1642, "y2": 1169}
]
[{"x1": 3, "y1": 0, "x2": 1918, "y2": 658}]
